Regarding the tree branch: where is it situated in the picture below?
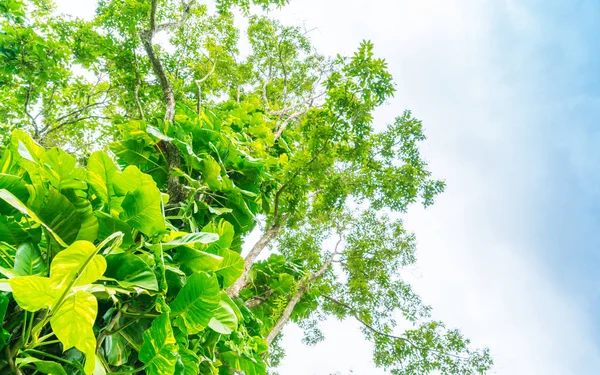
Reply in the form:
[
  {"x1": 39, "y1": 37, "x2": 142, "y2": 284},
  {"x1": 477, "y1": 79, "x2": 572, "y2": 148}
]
[
  {"x1": 265, "y1": 238, "x2": 341, "y2": 345},
  {"x1": 321, "y1": 295, "x2": 471, "y2": 360},
  {"x1": 195, "y1": 59, "x2": 217, "y2": 114},
  {"x1": 227, "y1": 221, "x2": 283, "y2": 298},
  {"x1": 141, "y1": 0, "x2": 195, "y2": 203}
]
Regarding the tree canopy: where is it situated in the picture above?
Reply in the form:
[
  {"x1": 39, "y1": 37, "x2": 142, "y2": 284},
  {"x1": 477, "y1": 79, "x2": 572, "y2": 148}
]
[{"x1": 0, "y1": 1, "x2": 492, "y2": 374}]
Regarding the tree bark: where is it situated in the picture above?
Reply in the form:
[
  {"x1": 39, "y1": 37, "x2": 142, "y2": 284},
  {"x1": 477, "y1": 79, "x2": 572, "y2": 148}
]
[{"x1": 227, "y1": 222, "x2": 282, "y2": 298}]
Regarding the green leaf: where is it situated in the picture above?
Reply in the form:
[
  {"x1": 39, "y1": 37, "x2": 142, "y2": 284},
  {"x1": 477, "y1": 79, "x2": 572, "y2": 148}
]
[
  {"x1": 0, "y1": 294, "x2": 10, "y2": 350},
  {"x1": 147, "y1": 125, "x2": 174, "y2": 141},
  {"x1": 96, "y1": 212, "x2": 134, "y2": 247},
  {"x1": 0, "y1": 173, "x2": 29, "y2": 214},
  {"x1": 111, "y1": 165, "x2": 155, "y2": 196},
  {"x1": 42, "y1": 147, "x2": 87, "y2": 191},
  {"x1": 14, "y1": 242, "x2": 47, "y2": 276},
  {"x1": 176, "y1": 248, "x2": 223, "y2": 275},
  {"x1": 104, "y1": 334, "x2": 130, "y2": 366},
  {"x1": 208, "y1": 293, "x2": 240, "y2": 335},
  {"x1": 202, "y1": 220, "x2": 235, "y2": 255},
  {"x1": 0, "y1": 188, "x2": 68, "y2": 247},
  {"x1": 201, "y1": 155, "x2": 222, "y2": 190},
  {"x1": 50, "y1": 290, "x2": 98, "y2": 375},
  {"x1": 139, "y1": 313, "x2": 178, "y2": 375},
  {"x1": 8, "y1": 275, "x2": 56, "y2": 311},
  {"x1": 16, "y1": 358, "x2": 68, "y2": 375},
  {"x1": 170, "y1": 272, "x2": 220, "y2": 334},
  {"x1": 50, "y1": 240, "x2": 106, "y2": 288},
  {"x1": 104, "y1": 253, "x2": 158, "y2": 291},
  {"x1": 179, "y1": 347, "x2": 200, "y2": 375},
  {"x1": 120, "y1": 182, "x2": 165, "y2": 237},
  {"x1": 215, "y1": 250, "x2": 244, "y2": 288},
  {"x1": 62, "y1": 189, "x2": 99, "y2": 242},
  {"x1": 35, "y1": 188, "x2": 82, "y2": 245},
  {"x1": 220, "y1": 352, "x2": 266, "y2": 375},
  {"x1": 158, "y1": 232, "x2": 219, "y2": 250},
  {"x1": 0, "y1": 216, "x2": 29, "y2": 245},
  {"x1": 87, "y1": 151, "x2": 118, "y2": 204}
]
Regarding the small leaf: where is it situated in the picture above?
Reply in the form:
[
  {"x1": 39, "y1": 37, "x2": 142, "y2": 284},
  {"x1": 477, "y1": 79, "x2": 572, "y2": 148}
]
[
  {"x1": 14, "y1": 242, "x2": 47, "y2": 276},
  {"x1": 96, "y1": 212, "x2": 134, "y2": 247},
  {"x1": 104, "y1": 334, "x2": 130, "y2": 366},
  {"x1": 179, "y1": 347, "x2": 200, "y2": 375}
]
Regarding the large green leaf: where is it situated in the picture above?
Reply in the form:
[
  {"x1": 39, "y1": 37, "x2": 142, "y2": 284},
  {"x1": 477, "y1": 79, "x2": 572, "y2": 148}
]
[
  {"x1": 0, "y1": 189, "x2": 68, "y2": 247},
  {"x1": 87, "y1": 150, "x2": 118, "y2": 204},
  {"x1": 9, "y1": 130, "x2": 45, "y2": 183},
  {"x1": 120, "y1": 182, "x2": 165, "y2": 237},
  {"x1": 208, "y1": 293, "x2": 240, "y2": 335},
  {"x1": 8, "y1": 275, "x2": 56, "y2": 311},
  {"x1": 0, "y1": 216, "x2": 29, "y2": 245},
  {"x1": 176, "y1": 248, "x2": 223, "y2": 275},
  {"x1": 201, "y1": 155, "x2": 222, "y2": 190},
  {"x1": 14, "y1": 242, "x2": 47, "y2": 276},
  {"x1": 139, "y1": 313, "x2": 178, "y2": 375},
  {"x1": 50, "y1": 240, "x2": 106, "y2": 288},
  {"x1": 42, "y1": 147, "x2": 87, "y2": 191},
  {"x1": 104, "y1": 253, "x2": 158, "y2": 291},
  {"x1": 16, "y1": 358, "x2": 68, "y2": 375},
  {"x1": 170, "y1": 272, "x2": 220, "y2": 334},
  {"x1": 202, "y1": 221, "x2": 235, "y2": 255},
  {"x1": 35, "y1": 188, "x2": 82, "y2": 245},
  {"x1": 0, "y1": 173, "x2": 29, "y2": 214},
  {"x1": 111, "y1": 165, "x2": 154, "y2": 196},
  {"x1": 178, "y1": 347, "x2": 200, "y2": 375},
  {"x1": 50, "y1": 290, "x2": 98, "y2": 375},
  {"x1": 220, "y1": 352, "x2": 266, "y2": 375},
  {"x1": 215, "y1": 250, "x2": 244, "y2": 288},
  {"x1": 96, "y1": 212, "x2": 134, "y2": 247},
  {"x1": 63, "y1": 189, "x2": 99, "y2": 242}
]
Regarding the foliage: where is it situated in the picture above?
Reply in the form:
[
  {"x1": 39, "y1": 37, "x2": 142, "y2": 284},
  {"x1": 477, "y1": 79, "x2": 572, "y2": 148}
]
[{"x1": 0, "y1": 1, "x2": 493, "y2": 375}]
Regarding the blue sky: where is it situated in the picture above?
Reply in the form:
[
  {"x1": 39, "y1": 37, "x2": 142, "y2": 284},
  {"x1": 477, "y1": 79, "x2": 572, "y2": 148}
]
[
  {"x1": 54, "y1": 0, "x2": 600, "y2": 373},
  {"x1": 271, "y1": 0, "x2": 600, "y2": 374}
]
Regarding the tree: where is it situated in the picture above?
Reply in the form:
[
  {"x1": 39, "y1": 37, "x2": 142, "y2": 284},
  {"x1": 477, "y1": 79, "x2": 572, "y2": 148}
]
[{"x1": 0, "y1": 1, "x2": 493, "y2": 374}]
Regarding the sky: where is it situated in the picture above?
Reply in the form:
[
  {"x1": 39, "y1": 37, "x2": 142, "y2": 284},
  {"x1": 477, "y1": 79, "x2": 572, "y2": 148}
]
[{"x1": 53, "y1": 0, "x2": 600, "y2": 374}]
